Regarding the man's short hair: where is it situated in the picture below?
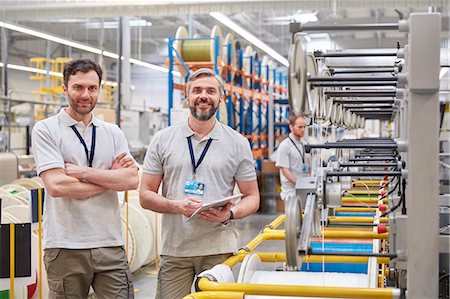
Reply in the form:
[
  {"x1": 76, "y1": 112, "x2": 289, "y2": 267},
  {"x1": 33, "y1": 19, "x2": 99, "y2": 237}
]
[
  {"x1": 186, "y1": 68, "x2": 225, "y2": 98},
  {"x1": 63, "y1": 58, "x2": 103, "y2": 87},
  {"x1": 289, "y1": 114, "x2": 306, "y2": 126}
]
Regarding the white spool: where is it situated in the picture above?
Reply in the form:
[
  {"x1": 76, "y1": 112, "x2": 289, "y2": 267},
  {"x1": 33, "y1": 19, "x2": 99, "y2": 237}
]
[
  {"x1": 120, "y1": 203, "x2": 152, "y2": 273},
  {"x1": 125, "y1": 195, "x2": 161, "y2": 265},
  {"x1": 306, "y1": 53, "x2": 319, "y2": 119},
  {"x1": 261, "y1": 55, "x2": 270, "y2": 82},
  {"x1": 173, "y1": 26, "x2": 189, "y2": 78},
  {"x1": 237, "y1": 254, "x2": 264, "y2": 283},
  {"x1": 223, "y1": 33, "x2": 236, "y2": 81},
  {"x1": 243, "y1": 46, "x2": 254, "y2": 88},
  {"x1": 288, "y1": 34, "x2": 309, "y2": 117},
  {"x1": 0, "y1": 193, "x2": 27, "y2": 208},
  {"x1": 12, "y1": 178, "x2": 43, "y2": 190},
  {"x1": 0, "y1": 184, "x2": 30, "y2": 202},
  {"x1": 218, "y1": 101, "x2": 228, "y2": 125},
  {"x1": 268, "y1": 60, "x2": 277, "y2": 84},
  {"x1": 120, "y1": 216, "x2": 136, "y2": 267}
]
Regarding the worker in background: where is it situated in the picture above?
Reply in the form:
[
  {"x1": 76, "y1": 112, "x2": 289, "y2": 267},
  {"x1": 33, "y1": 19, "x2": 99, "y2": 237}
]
[
  {"x1": 139, "y1": 68, "x2": 260, "y2": 299},
  {"x1": 275, "y1": 114, "x2": 311, "y2": 200},
  {"x1": 32, "y1": 58, "x2": 138, "y2": 298}
]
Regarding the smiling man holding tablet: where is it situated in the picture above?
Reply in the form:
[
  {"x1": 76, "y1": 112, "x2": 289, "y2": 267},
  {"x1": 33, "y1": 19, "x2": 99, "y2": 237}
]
[{"x1": 139, "y1": 68, "x2": 260, "y2": 299}]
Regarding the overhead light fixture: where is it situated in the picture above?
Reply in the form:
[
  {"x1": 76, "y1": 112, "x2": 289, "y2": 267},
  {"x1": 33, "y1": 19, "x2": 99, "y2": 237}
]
[
  {"x1": 83, "y1": 19, "x2": 152, "y2": 29},
  {"x1": 292, "y1": 10, "x2": 318, "y2": 24},
  {"x1": 209, "y1": 12, "x2": 289, "y2": 67},
  {"x1": 0, "y1": 62, "x2": 119, "y2": 86},
  {"x1": 0, "y1": 21, "x2": 180, "y2": 77}
]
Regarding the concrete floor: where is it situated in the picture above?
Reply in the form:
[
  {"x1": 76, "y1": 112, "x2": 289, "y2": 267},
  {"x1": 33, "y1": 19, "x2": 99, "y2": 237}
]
[{"x1": 131, "y1": 212, "x2": 284, "y2": 299}]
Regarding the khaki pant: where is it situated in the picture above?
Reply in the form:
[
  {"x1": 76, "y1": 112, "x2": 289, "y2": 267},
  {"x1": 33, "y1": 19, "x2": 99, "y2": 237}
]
[
  {"x1": 156, "y1": 253, "x2": 232, "y2": 299},
  {"x1": 44, "y1": 246, "x2": 134, "y2": 299}
]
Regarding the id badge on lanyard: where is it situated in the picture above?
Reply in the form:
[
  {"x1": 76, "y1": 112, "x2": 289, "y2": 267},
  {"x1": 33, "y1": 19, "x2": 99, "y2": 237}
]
[
  {"x1": 184, "y1": 136, "x2": 213, "y2": 196},
  {"x1": 184, "y1": 180, "x2": 206, "y2": 196}
]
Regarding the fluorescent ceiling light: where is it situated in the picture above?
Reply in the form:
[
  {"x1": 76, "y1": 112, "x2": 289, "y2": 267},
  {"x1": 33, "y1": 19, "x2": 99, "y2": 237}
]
[
  {"x1": 292, "y1": 10, "x2": 318, "y2": 24},
  {"x1": 0, "y1": 62, "x2": 119, "y2": 86},
  {"x1": 0, "y1": 21, "x2": 179, "y2": 77},
  {"x1": 83, "y1": 19, "x2": 152, "y2": 29},
  {"x1": 209, "y1": 12, "x2": 288, "y2": 67}
]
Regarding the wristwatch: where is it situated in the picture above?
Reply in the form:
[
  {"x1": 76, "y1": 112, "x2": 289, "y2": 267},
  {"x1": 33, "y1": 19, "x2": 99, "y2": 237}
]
[{"x1": 222, "y1": 210, "x2": 234, "y2": 226}]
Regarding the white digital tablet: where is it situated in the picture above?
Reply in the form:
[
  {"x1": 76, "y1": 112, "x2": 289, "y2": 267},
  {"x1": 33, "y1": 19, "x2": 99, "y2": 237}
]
[{"x1": 186, "y1": 193, "x2": 243, "y2": 221}]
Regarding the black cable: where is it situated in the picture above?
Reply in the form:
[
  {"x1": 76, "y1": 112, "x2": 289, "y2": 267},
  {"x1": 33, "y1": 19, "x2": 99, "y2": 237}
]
[
  {"x1": 379, "y1": 178, "x2": 406, "y2": 217},
  {"x1": 379, "y1": 175, "x2": 398, "y2": 191},
  {"x1": 401, "y1": 179, "x2": 407, "y2": 214},
  {"x1": 379, "y1": 180, "x2": 400, "y2": 201}
]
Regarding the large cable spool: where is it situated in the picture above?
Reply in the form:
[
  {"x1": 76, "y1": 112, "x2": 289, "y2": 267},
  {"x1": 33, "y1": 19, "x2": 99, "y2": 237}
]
[
  {"x1": 288, "y1": 34, "x2": 310, "y2": 117},
  {"x1": 360, "y1": 116, "x2": 366, "y2": 129},
  {"x1": 12, "y1": 178, "x2": 43, "y2": 190},
  {"x1": 174, "y1": 25, "x2": 223, "y2": 78},
  {"x1": 0, "y1": 192, "x2": 27, "y2": 208},
  {"x1": 1, "y1": 184, "x2": 30, "y2": 202},
  {"x1": 260, "y1": 55, "x2": 270, "y2": 82},
  {"x1": 306, "y1": 53, "x2": 319, "y2": 119},
  {"x1": 351, "y1": 112, "x2": 358, "y2": 129},
  {"x1": 268, "y1": 60, "x2": 277, "y2": 84},
  {"x1": 336, "y1": 104, "x2": 344, "y2": 126},
  {"x1": 314, "y1": 67, "x2": 332, "y2": 121},
  {"x1": 121, "y1": 193, "x2": 161, "y2": 266},
  {"x1": 233, "y1": 40, "x2": 242, "y2": 86},
  {"x1": 344, "y1": 109, "x2": 352, "y2": 128},
  {"x1": 218, "y1": 101, "x2": 228, "y2": 125},
  {"x1": 120, "y1": 203, "x2": 152, "y2": 273},
  {"x1": 243, "y1": 46, "x2": 254, "y2": 88},
  {"x1": 324, "y1": 98, "x2": 334, "y2": 123},
  {"x1": 222, "y1": 33, "x2": 236, "y2": 81},
  {"x1": 284, "y1": 194, "x2": 302, "y2": 271},
  {"x1": 120, "y1": 216, "x2": 136, "y2": 267},
  {"x1": 252, "y1": 51, "x2": 260, "y2": 83},
  {"x1": 237, "y1": 254, "x2": 263, "y2": 283}
]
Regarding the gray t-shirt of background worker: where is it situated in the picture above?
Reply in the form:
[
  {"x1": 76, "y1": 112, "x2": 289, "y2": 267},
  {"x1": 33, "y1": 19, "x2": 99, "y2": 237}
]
[
  {"x1": 32, "y1": 108, "x2": 130, "y2": 249},
  {"x1": 142, "y1": 120, "x2": 256, "y2": 257},
  {"x1": 275, "y1": 133, "x2": 311, "y2": 199}
]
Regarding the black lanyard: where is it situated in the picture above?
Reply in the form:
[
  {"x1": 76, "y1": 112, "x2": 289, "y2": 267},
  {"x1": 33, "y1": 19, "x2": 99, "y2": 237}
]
[
  {"x1": 187, "y1": 136, "x2": 213, "y2": 175},
  {"x1": 70, "y1": 125, "x2": 96, "y2": 167},
  {"x1": 288, "y1": 136, "x2": 305, "y2": 164}
]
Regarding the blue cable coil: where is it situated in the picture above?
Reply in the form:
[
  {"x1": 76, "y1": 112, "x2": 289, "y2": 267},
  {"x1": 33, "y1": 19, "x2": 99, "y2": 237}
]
[
  {"x1": 305, "y1": 242, "x2": 373, "y2": 274},
  {"x1": 335, "y1": 212, "x2": 376, "y2": 217},
  {"x1": 301, "y1": 262, "x2": 368, "y2": 273}
]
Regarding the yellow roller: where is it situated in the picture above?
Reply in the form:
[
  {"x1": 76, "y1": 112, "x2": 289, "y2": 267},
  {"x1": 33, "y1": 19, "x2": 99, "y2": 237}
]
[
  {"x1": 322, "y1": 230, "x2": 389, "y2": 240},
  {"x1": 335, "y1": 207, "x2": 378, "y2": 212},
  {"x1": 353, "y1": 180, "x2": 383, "y2": 187},
  {"x1": 196, "y1": 279, "x2": 398, "y2": 299},
  {"x1": 185, "y1": 292, "x2": 244, "y2": 299},
  {"x1": 342, "y1": 197, "x2": 388, "y2": 204},
  {"x1": 329, "y1": 216, "x2": 388, "y2": 224},
  {"x1": 347, "y1": 190, "x2": 379, "y2": 195}
]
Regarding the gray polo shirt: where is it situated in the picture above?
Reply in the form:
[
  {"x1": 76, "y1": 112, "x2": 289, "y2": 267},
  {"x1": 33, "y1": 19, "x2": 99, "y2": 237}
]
[
  {"x1": 275, "y1": 133, "x2": 311, "y2": 198},
  {"x1": 143, "y1": 120, "x2": 256, "y2": 257},
  {"x1": 32, "y1": 108, "x2": 130, "y2": 249}
]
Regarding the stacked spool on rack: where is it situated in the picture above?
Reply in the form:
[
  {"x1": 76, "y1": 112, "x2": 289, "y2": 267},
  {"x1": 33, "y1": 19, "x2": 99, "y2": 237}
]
[{"x1": 173, "y1": 25, "x2": 223, "y2": 78}]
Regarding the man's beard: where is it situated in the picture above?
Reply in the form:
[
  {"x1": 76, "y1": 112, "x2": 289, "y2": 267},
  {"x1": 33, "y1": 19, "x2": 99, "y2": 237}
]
[{"x1": 189, "y1": 102, "x2": 219, "y2": 121}]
